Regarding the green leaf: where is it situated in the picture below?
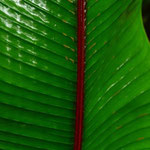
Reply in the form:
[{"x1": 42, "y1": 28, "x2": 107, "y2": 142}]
[
  {"x1": 83, "y1": 0, "x2": 150, "y2": 149},
  {"x1": 0, "y1": 0, "x2": 77, "y2": 149},
  {"x1": 0, "y1": 0, "x2": 150, "y2": 150}
]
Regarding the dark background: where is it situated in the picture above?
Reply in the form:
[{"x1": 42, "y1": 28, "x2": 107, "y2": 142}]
[{"x1": 143, "y1": 0, "x2": 150, "y2": 40}]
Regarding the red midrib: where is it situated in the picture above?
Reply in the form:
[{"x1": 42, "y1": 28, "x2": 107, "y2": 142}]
[{"x1": 74, "y1": 0, "x2": 86, "y2": 150}]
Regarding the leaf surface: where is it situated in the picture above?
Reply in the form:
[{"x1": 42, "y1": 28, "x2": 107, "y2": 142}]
[
  {"x1": 83, "y1": 0, "x2": 150, "y2": 149},
  {"x1": 0, "y1": 0, "x2": 77, "y2": 149},
  {"x1": 0, "y1": 0, "x2": 150, "y2": 150}
]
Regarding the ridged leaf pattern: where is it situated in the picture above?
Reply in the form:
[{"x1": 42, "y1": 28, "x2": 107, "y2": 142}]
[
  {"x1": 0, "y1": 0, "x2": 150, "y2": 150},
  {"x1": 0, "y1": 0, "x2": 77, "y2": 149},
  {"x1": 83, "y1": 0, "x2": 150, "y2": 149}
]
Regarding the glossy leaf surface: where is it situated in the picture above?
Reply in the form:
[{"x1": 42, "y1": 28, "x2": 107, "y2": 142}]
[
  {"x1": 0, "y1": 0, "x2": 77, "y2": 149},
  {"x1": 0, "y1": 0, "x2": 150, "y2": 150}
]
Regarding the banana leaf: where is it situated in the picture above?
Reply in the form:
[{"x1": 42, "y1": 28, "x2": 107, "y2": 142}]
[{"x1": 0, "y1": 0, "x2": 150, "y2": 149}]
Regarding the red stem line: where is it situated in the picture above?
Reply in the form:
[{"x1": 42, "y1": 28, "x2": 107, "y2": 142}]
[{"x1": 74, "y1": 0, "x2": 86, "y2": 150}]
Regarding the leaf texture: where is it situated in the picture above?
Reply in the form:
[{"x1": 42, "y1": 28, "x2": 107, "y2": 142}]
[
  {"x1": 0, "y1": 0, "x2": 150, "y2": 150},
  {"x1": 0, "y1": 0, "x2": 77, "y2": 149},
  {"x1": 83, "y1": 0, "x2": 150, "y2": 149}
]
